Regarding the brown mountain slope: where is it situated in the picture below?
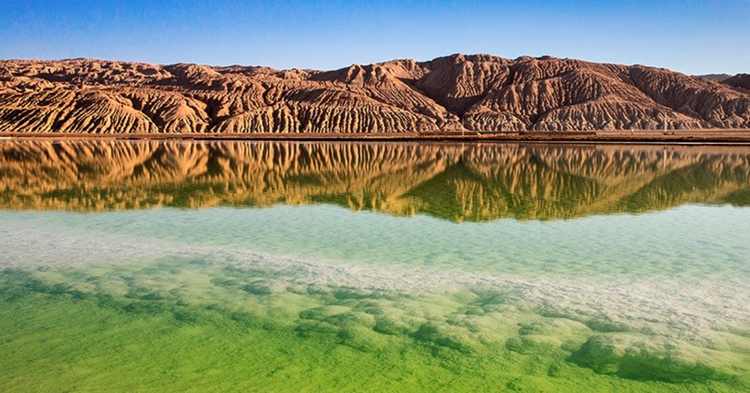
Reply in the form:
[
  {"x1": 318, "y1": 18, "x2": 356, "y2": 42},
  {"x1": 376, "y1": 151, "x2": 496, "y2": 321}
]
[
  {"x1": 696, "y1": 74, "x2": 733, "y2": 82},
  {"x1": 724, "y1": 74, "x2": 750, "y2": 92},
  {"x1": 0, "y1": 54, "x2": 749, "y2": 134}
]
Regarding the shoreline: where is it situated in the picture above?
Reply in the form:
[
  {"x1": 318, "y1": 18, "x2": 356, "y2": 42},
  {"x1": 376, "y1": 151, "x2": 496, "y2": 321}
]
[{"x1": 3, "y1": 129, "x2": 750, "y2": 145}]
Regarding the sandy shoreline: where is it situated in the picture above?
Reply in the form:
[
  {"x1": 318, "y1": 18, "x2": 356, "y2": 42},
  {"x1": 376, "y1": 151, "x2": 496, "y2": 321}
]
[{"x1": 3, "y1": 130, "x2": 750, "y2": 144}]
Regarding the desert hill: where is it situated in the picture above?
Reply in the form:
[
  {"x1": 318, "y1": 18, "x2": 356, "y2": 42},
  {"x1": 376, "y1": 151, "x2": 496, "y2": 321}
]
[
  {"x1": 0, "y1": 54, "x2": 749, "y2": 134},
  {"x1": 696, "y1": 73, "x2": 733, "y2": 82},
  {"x1": 724, "y1": 74, "x2": 750, "y2": 92}
]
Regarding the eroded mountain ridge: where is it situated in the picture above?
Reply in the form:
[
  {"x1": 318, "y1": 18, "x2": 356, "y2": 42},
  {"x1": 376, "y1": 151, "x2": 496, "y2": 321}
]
[{"x1": 1, "y1": 54, "x2": 749, "y2": 133}]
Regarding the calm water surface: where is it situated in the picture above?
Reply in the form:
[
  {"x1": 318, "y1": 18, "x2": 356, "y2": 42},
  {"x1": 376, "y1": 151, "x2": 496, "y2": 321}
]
[{"x1": 0, "y1": 140, "x2": 749, "y2": 392}]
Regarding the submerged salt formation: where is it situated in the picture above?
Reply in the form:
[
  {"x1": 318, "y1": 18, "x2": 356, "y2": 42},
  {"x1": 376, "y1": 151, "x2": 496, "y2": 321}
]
[{"x1": 1, "y1": 204, "x2": 749, "y2": 392}]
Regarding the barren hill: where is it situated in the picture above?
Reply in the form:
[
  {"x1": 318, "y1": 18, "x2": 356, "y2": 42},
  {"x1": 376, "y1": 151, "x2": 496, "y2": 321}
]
[
  {"x1": 724, "y1": 74, "x2": 750, "y2": 92},
  {"x1": 696, "y1": 73, "x2": 733, "y2": 82},
  {"x1": 1, "y1": 54, "x2": 749, "y2": 134}
]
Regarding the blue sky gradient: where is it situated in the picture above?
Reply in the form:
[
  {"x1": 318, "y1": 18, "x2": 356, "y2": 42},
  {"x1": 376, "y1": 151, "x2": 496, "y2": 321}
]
[{"x1": 1, "y1": 0, "x2": 748, "y2": 74}]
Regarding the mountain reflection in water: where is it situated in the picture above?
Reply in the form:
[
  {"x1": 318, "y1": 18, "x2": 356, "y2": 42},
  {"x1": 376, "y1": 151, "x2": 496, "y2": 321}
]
[{"x1": 1, "y1": 140, "x2": 749, "y2": 220}]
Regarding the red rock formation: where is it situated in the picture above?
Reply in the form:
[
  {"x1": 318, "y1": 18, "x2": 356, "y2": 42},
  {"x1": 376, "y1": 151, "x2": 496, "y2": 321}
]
[{"x1": 0, "y1": 54, "x2": 748, "y2": 134}]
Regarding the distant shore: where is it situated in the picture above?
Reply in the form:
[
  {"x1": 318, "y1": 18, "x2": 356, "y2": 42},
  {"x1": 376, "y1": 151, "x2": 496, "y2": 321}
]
[{"x1": 3, "y1": 130, "x2": 750, "y2": 144}]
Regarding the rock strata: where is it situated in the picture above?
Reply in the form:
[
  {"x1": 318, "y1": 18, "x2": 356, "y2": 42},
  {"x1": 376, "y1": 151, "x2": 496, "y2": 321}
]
[{"x1": 1, "y1": 54, "x2": 749, "y2": 133}]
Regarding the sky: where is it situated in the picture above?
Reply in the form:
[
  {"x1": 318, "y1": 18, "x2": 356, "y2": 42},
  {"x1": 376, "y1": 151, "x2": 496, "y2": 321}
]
[{"x1": 1, "y1": 0, "x2": 748, "y2": 75}]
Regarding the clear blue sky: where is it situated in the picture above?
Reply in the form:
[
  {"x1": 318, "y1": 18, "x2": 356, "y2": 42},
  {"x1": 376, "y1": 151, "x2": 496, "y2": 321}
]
[{"x1": 1, "y1": 0, "x2": 748, "y2": 74}]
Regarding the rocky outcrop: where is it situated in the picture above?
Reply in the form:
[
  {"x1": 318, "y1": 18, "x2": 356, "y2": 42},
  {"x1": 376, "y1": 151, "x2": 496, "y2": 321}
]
[{"x1": 0, "y1": 55, "x2": 749, "y2": 134}]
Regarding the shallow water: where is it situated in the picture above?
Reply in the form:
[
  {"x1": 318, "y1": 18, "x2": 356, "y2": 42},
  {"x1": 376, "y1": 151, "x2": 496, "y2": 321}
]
[{"x1": 1, "y1": 140, "x2": 749, "y2": 392}]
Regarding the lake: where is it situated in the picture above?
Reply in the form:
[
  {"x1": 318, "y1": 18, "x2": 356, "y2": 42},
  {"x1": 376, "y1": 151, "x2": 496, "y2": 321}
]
[{"x1": 0, "y1": 140, "x2": 749, "y2": 392}]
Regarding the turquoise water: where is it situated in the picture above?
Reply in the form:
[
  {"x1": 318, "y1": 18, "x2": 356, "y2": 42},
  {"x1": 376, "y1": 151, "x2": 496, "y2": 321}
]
[
  {"x1": 0, "y1": 140, "x2": 749, "y2": 392},
  {"x1": 2, "y1": 204, "x2": 749, "y2": 279}
]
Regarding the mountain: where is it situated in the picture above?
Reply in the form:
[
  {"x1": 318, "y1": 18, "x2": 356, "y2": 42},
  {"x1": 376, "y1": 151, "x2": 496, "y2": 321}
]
[
  {"x1": 1, "y1": 140, "x2": 748, "y2": 220},
  {"x1": 0, "y1": 54, "x2": 749, "y2": 134},
  {"x1": 724, "y1": 74, "x2": 750, "y2": 92},
  {"x1": 695, "y1": 73, "x2": 733, "y2": 82}
]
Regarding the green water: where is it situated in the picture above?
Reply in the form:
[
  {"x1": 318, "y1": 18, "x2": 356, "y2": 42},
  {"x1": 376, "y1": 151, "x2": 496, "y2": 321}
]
[{"x1": 1, "y1": 140, "x2": 749, "y2": 392}]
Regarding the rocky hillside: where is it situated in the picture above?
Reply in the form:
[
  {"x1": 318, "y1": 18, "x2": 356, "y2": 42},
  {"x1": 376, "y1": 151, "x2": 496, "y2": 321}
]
[
  {"x1": 724, "y1": 74, "x2": 750, "y2": 92},
  {"x1": 1, "y1": 54, "x2": 749, "y2": 134}
]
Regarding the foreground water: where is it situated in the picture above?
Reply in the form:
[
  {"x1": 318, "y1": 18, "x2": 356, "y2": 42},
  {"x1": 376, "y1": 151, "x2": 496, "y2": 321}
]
[{"x1": 1, "y1": 140, "x2": 749, "y2": 392}]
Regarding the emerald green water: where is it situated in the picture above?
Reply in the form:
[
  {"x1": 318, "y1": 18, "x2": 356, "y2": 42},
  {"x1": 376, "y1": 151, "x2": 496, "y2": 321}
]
[{"x1": 1, "y1": 140, "x2": 749, "y2": 392}]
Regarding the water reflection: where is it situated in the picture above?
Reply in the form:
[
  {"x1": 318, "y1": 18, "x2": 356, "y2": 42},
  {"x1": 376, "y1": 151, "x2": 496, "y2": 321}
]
[{"x1": 1, "y1": 140, "x2": 749, "y2": 220}]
